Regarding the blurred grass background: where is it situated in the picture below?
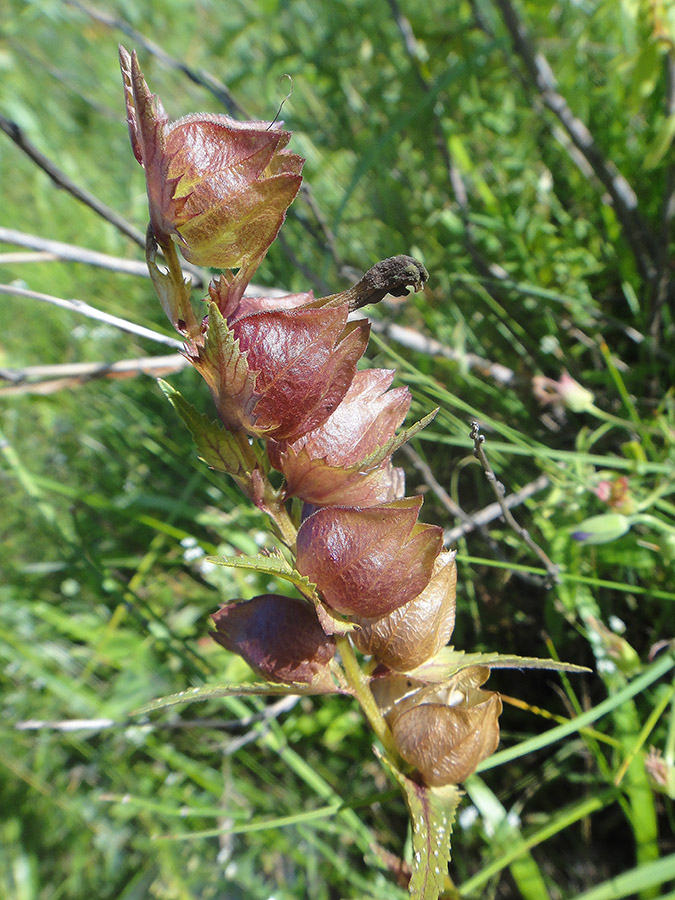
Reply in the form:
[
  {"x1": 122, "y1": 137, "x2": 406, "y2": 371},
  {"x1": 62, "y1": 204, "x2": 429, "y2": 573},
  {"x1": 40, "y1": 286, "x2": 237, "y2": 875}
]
[{"x1": 1, "y1": 1, "x2": 674, "y2": 898}]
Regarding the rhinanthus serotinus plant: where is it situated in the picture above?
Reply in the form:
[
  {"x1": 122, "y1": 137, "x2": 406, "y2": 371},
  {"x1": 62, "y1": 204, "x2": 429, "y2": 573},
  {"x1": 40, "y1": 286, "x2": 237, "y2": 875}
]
[{"x1": 120, "y1": 47, "x2": 584, "y2": 898}]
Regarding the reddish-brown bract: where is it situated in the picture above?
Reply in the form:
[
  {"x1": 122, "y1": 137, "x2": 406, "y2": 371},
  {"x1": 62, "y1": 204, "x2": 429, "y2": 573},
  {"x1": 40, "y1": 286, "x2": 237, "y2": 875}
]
[
  {"x1": 296, "y1": 497, "x2": 443, "y2": 618},
  {"x1": 188, "y1": 303, "x2": 370, "y2": 441},
  {"x1": 353, "y1": 551, "x2": 457, "y2": 671},
  {"x1": 211, "y1": 594, "x2": 336, "y2": 691},
  {"x1": 268, "y1": 369, "x2": 410, "y2": 506},
  {"x1": 120, "y1": 46, "x2": 302, "y2": 309}
]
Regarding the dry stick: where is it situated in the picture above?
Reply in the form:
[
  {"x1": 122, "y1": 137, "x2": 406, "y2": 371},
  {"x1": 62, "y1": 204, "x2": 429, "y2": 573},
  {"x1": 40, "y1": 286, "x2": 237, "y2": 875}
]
[
  {"x1": 0, "y1": 113, "x2": 146, "y2": 250},
  {"x1": 0, "y1": 283, "x2": 183, "y2": 349},
  {"x1": 402, "y1": 443, "x2": 552, "y2": 589},
  {"x1": 0, "y1": 226, "x2": 151, "y2": 277},
  {"x1": 401, "y1": 443, "x2": 473, "y2": 527},
  {"x1": 15, "y1": 696, "x2": 299, "y2": 733},
  {"x1": 494, "y1": 0, "x2": 658, "y2": 282},
  {"x1": 0, "y1": 228, "x2": 289, "y2": 300},
  {"x1": 470, "y1": 421, "x2": 559, "y2": 586},
  {"x1": 1, "y1": 228, "x2": 516, "y2": 384},
  {"x1": 368, "y1": 317, "x2": 516, "y2": 384},
  {"x1": 0, "y1": 252, "x2": 58, "y2": 265},
  {"x1": 66, "y1": 0, "x2": 245, "y2": 117},
  {"x1": 467, "y1": 6, "x2": 656, "y2": 351},
  {"x1": 444, "y1": 473, "x2": 550, "y2": 544},
  {"x1": 0, "y1": 120, "x2": 208, "y2": 287},
  {"x1": 0, "y1": 355, "x2": 188, "y2": 396},
  {"x1": 0, "y1": 234, "x2": 516, "y2": 397}
]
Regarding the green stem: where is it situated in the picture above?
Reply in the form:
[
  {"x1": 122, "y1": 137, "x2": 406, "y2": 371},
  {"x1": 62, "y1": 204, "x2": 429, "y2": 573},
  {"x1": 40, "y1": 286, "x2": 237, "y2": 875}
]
[
  {"x1": 267, "y1": 494, "x2": 299, "y2": 552},
  {"x1": 145, "y1": 226, "x2": 201, "y2": 338},
  {"x1": 335, "y1": 634, "x2": 399, "y2": 760}
]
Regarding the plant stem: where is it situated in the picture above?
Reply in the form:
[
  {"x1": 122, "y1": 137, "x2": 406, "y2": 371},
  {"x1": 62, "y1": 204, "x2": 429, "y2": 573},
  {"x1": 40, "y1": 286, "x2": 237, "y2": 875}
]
[
  {"x1": 335, "y1": 634, "x2": 399, "y2": 760},
  {"x1": 267, "y1": 494, "x2": 299, "y2": 552}
]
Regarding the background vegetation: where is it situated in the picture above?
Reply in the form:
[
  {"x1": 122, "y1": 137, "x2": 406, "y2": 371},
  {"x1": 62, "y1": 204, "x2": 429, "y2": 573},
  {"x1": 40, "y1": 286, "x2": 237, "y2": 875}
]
[{"x1": 1, "y1": 1, "x2": 674, "y2": 898}]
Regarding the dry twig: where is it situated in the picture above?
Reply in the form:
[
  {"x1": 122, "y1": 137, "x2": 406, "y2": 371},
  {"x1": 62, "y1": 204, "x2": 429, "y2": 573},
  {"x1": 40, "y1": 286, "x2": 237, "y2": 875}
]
[
  {"x1": 444, "y1": 473, "x2": 550, "y2": 544},
  {"x1": 0, "y1": 283, "x2": 183, "y2": 349},
  {"x1": 0, "y1": 226, "x2": 151, "y2": 277},
  {"x1": 0, "y1": 113, "x2": 146, "y2": 249},
  {"x1": 494, "y1": 0, "x2": 657, "y2": 282},
  {"x1": 0, "y1": 355, "x2": 188, "y2": 396},
  {"x1": 470, "y1": 421, "x2": 559, "y2": 585},
  {"x1": 386, "y1": 0, "x2": 510, "y2": 289}
]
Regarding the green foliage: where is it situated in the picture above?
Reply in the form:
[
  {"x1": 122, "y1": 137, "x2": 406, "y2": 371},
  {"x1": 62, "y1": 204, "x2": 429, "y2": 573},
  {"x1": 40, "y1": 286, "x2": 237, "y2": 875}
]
[
  {"x1": 1, "y1": 0, "x2": 674, "y2": 898},
  {"x1": 381, "y1": 750, "x2": 461, "y2": 900}
]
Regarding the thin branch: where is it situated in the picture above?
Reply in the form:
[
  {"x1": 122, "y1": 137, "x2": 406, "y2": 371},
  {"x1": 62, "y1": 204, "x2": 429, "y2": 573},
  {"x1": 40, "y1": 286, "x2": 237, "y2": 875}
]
[
  {"x1": 0, "y1": 113, "x2": 146, "y2": 249},
  {"x1": 66, "y1": 0, "x2": 245, "y2": 117},
  {"x1": 470, "y1": 421, "x2": 559, "y2": 585},
  {"x1": 368, "y1": 317, "x2": 516, "y2": 385},
  {"x1": 494, "y1": 0, "x2": 657, "y2": 281},
  {"x1": 444, "y1": 473, "x2": 550, "y2": 544},
  {"x1": 0, "y1": 228, "x2": 290, "y2": 301},
  {"x1": 0, "y1": 226, "x2": 151, "y2": 277},
  {"x1": 0, "y1": 354, "x2": 188, "y2": 396},
  {"x1": 0, "y1": 283, "x2": 182, "y2": 349},
  {"x1": 400, "y1": 443, "x2": 473, "y2": 525},
  {"x1": 402, "y1": 441, "x2": 553, "y2": 588},
  {"x1": 0, "y1": 252, "x2": 58, "y2": 265},
  {"x1": 15, "y1": 696, "x2": 299, "y2": 733}
]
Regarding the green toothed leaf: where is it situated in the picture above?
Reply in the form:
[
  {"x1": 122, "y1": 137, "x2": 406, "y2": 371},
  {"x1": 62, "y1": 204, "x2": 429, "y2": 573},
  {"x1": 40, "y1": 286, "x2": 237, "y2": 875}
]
[
  {"x1": 133, "y1": 681, "x2": 318, "y2": 715},
  {"x1": 408, "y1": 647, "x2": 591, "y2": 682},
  {"x1": 377, "y1": 748, "x2": 460, "y2": 900},
  {"x1": 206, "y1": 550, "x2": 318, "y2": 597},
  {"x1": 354, "y1": 407, "x2": 439, "y2": 473},
  {"x1": 159, "y1": 379, "x2": 255, "y2": 475}
]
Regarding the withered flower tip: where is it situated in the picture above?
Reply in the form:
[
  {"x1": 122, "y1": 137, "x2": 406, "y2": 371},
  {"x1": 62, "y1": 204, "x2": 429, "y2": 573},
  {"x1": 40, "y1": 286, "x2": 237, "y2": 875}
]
[{"x1": 120, "y1": 45, "x2": 303, "y2": 292}]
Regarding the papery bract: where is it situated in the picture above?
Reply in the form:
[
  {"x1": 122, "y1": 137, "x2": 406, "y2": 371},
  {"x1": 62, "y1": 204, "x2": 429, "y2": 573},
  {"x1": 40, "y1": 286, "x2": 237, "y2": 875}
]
[
  {"x1": 268, "y1": 369, "x2": 410, "y2": 506},
  {"x1": 353, "y1": 551, "x2": 457, "y2": 670},
  {"x1": 120, "y1": 46, "x2": 303, "y2": 305},
  {"x1": 211, "y1": 594, "x2": 336, "y2": 691},
  {"x1": 378, "y1": 666, "x2": 502, "y2": 786},
  {"x1": 295, "y1": 497, "x2": 443, "y2": 618},
  {"x1": 189, "y1": 302, "x2": 370, "y2": 441}
]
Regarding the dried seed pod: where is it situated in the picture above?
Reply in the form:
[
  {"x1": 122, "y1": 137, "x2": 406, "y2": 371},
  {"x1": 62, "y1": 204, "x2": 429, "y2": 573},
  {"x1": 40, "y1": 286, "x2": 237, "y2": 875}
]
[
  {"x1": 296, "y1": 496, "x2": 443, "y2": 618},
  {"x1": 211, "y1": 594, "x2": 337, "y2": 692},
  {"x1": 353, "y1": 551, "x2": 457, "y2": 671},
  {"x1": 376, "y1": 666, "x2": 502, "y2": 786}
]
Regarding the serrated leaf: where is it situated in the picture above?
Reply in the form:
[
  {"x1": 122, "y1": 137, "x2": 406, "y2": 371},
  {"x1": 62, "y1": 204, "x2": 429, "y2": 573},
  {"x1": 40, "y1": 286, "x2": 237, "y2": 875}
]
[
  {"x1": 206, "y1": 551, "x2": 318, "y2": 597},
  {"x1": 358, "y1": 407, "x2": 439, "y2": 472},
  {"x1": 377, "y1": 749, "x2": 460, "y2": 900},
  {"x1": 159, "y1": 380, "x2": 254, "y2": 475},
  {"x1": 191, "y1": 302, "x2": 259, "y2": 433},
  {"x1": 133, "y1": 681, "x2": 316, "y2": 715},
  {"x1": 408, "y1": 647, "x2": 591, "y2": 683}
]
